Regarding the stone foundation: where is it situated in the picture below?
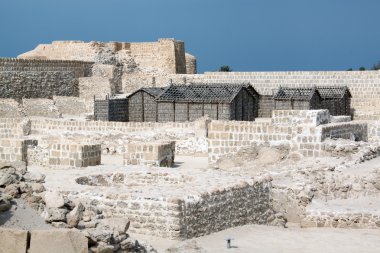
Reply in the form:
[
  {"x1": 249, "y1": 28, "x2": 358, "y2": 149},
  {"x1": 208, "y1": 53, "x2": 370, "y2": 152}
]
[
  {"x1": 124, "y1": 141, "x2": 175, "y2": 167},
  {"x1": 48, "y1": 141, "x2": 101, "y2": 167}
]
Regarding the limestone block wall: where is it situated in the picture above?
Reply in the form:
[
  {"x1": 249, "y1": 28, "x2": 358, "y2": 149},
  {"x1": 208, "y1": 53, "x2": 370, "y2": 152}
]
[
  {"x1": 124, "y1": 141, "x2": 175, "y2": 167},
  {"x1": 75, "y1": 172, "x2": 275, "y2": 239},
  {"x1": 272, "y1": 110, "x2": 330, "y2": 126},
  {"x1": 185, "y1": 53, "x2": 197, "y2": 74},
  {"x1": 0, "y1": 58, "x2": 93, "y2": 100},
  {"x1": 320, "y1": 122, "x2": 368, "y2": 141},
  {"x1": 30, "y1": 118, "x2": 203, "y2": 136},
  {"x1": 182, "y1": 179, "x2": 274, "y2": 238},
  {"x1": 208, "y1": 110, "x2": 368, "y2": 164},
  {"x1": 0, "y1": 138, "x2": 28, "y2": 162},
  {"x1": 48, "y1": 141, "x2": 101, "y2": 167},
  {"x1": 125, "y1": 70, "x2": 380, "y2": 120},
  {"x1": 0, "y1": 118, "x2": 30, "y2": 138}
]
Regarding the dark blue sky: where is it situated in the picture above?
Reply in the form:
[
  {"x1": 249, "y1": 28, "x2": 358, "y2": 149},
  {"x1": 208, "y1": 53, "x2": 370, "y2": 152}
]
[{"x1": 1, "y1": 0, "x2": 379, "y2": 73}]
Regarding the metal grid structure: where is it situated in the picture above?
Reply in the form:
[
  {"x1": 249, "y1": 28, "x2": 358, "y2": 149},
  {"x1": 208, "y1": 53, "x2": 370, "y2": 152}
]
[
  {"x1": 273, "y1": 87, "x2": 319, "y2": 100},
  {"x1": 156, "y1": 83, "x2": 258, "y2": 103},
  {"x1": 317, "y1": 86, "x2": 352, "y2": 116}
]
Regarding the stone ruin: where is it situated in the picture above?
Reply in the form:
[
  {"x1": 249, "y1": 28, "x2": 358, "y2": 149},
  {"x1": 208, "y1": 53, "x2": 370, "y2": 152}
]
[{"x1": 1, "y1": 38, "x2": 380, "y2": 252}]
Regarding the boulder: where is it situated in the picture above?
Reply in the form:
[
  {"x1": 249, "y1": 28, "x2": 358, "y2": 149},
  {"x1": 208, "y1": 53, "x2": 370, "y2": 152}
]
[
  {"x1": 0, "y1": 229, "x2": 28, "y2": 253},
  {"x1": 0, "y1": 167, "x2": 19, "y2": 187},
  {"x1": 29, "y1": 229, "x2": 88, "y2": 253},
  {"x1": 44, "y1": 191, "x2": 65, "y2": 208},
  {"x1": 4, "y1": 184, "x2": 20, "y2": 198},
  {"x1": 98, "y1": 217, "x2": 130, "y2": 234},
  {"x1": 23, "y1": 171, "x2": 45, "y2": 183},
  {"x1": 87, "y1": 228, "x2": 113, "y2": 243},
  {"x1": 31, "y1": 183, "x2": 45, "y2": 193},
  {"x1": 0, "y1": 197, "x2": 11, "y2": 212},
  {"x1": 66, "y1": 202, "x2": 85, "y2": 228},
  {"x1": 41, "y1": 207, "x2": 68, "y2": 222}
]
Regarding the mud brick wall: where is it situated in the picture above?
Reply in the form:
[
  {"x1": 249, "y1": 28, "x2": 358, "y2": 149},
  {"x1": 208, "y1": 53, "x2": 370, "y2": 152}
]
[
  {"x1": 48, "y1": 142, "x2": 101, "y2": 167},
  {"x1": 124, "y1": 141, "x2": 175, "y2": 167}
]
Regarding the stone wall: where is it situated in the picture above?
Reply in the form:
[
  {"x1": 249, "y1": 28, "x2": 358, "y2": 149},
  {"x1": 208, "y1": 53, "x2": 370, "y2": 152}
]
[
  {"x1": 125, "y1": 70, "x2": 380, "y2": 120},
  {"x1": 74, "y1": 170, "x2": 276, "y2": 239},
  {"x1": 0, "y1": 138, "x2": 28, "y2": 162},
  {"x1": 124, "y1": 141, "x2": 175, "y2": 167},
  {"x1": 0, "y1": 58, "x2": 92, "y2": 99},
  {"x1": 207, "y1": 110, "x2": 368, "y2": 164},
  {"x1": 182, "y1": 178, "x2": 274, "y2": 238},
  {"x1": 0, "y1": 118, "x2": 30, "y2": 138},
  {"x1": 48, "y1": 140, "x2": 101, "y2": 167},
  {"x1": 30, "y1": 118, "x2": 203, "y2": 136}
]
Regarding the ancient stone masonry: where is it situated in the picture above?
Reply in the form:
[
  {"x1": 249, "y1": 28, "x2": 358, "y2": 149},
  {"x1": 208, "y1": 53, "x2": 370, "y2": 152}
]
[
  {"x1": 207, "y1": 110, "x2": 368, "y2": 164},
  {"x1": 48, "y1": 141, "x2": 101, "y2": 167},
  {"x1": 124, "y1": 141, "x2": 175, "y2": 167},
  {"x1": 0, "y1": 58, "x2": 93, "y2": 100}
]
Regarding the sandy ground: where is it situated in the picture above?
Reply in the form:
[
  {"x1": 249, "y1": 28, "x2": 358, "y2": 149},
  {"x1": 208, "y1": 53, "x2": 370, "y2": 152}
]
[
  {"x1": 0, "y1": 197, "x2": 51, "y2": 230},
  {"x1": 135, "y1": 223, "x2": 380, "y2": 253}
]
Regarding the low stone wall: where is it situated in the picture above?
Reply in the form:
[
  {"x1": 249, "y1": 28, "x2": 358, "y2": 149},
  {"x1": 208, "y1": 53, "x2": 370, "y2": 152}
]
[
  {"x1": 48, "y1": 141, "x2": 101, "y2": 167},
  {"x1": 208, "y1": 110, "x2": 368, "y2": 164},
  {"x1": 272, "y1": 110, "x2": 330, "y2": 126},
  {"x1": 0, "y1": 118, "x2": 30, "y2": 138},
  {"x1": 0, "y1": 138, "x2": 28, "y2": 162},
  {"x1": 30, "y1": 118, "x2": 203, "y2": 135},
  {"x1": 320, "y1": 122, "x2": 368, "y2": 141},
  {"x1": 182, "y1": 179, "x2": 274, "y2": 238},
  {"x1": 74, "y1": 171, "x2": 276, "y2": 239},
  {"x1": 124, "y1": 141, "x2": 175, "y2": 167}
]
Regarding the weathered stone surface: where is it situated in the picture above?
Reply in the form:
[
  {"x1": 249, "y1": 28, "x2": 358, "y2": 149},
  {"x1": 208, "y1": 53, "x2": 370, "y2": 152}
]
[
  {"x1": 0, "y1": 167, "x2": 19, "y2": 186},
  {"x1": 98, "y1": 217, "x2": 130, "y2": 234},
  {"x1": 87, "y1": 228, "x2": 113, "y2": 243},
  {"x1": 66, "y1": 202, "x2": 85, "y2": 228},
  {"x1": 44, "y1": 191, "x2": 65, "y2": 208},
  {"x1": 0, "y1": 197, "x2": 12, "y2": 212},
  {"x1": 23, "y1": 171, "x2": 45, "y2": 183},
  {"x1": 29, "y1": 229, "x2": 88, "y2": 253},
  {"x1": 4, "y1": 184, "x2": 20, "y2": 198},
  {"x1": 41, "y1": 207, "x2": 68, "y2": 222},
  {"x1": 0, "y1": 229, "x2": 28, "y2": 253}
]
